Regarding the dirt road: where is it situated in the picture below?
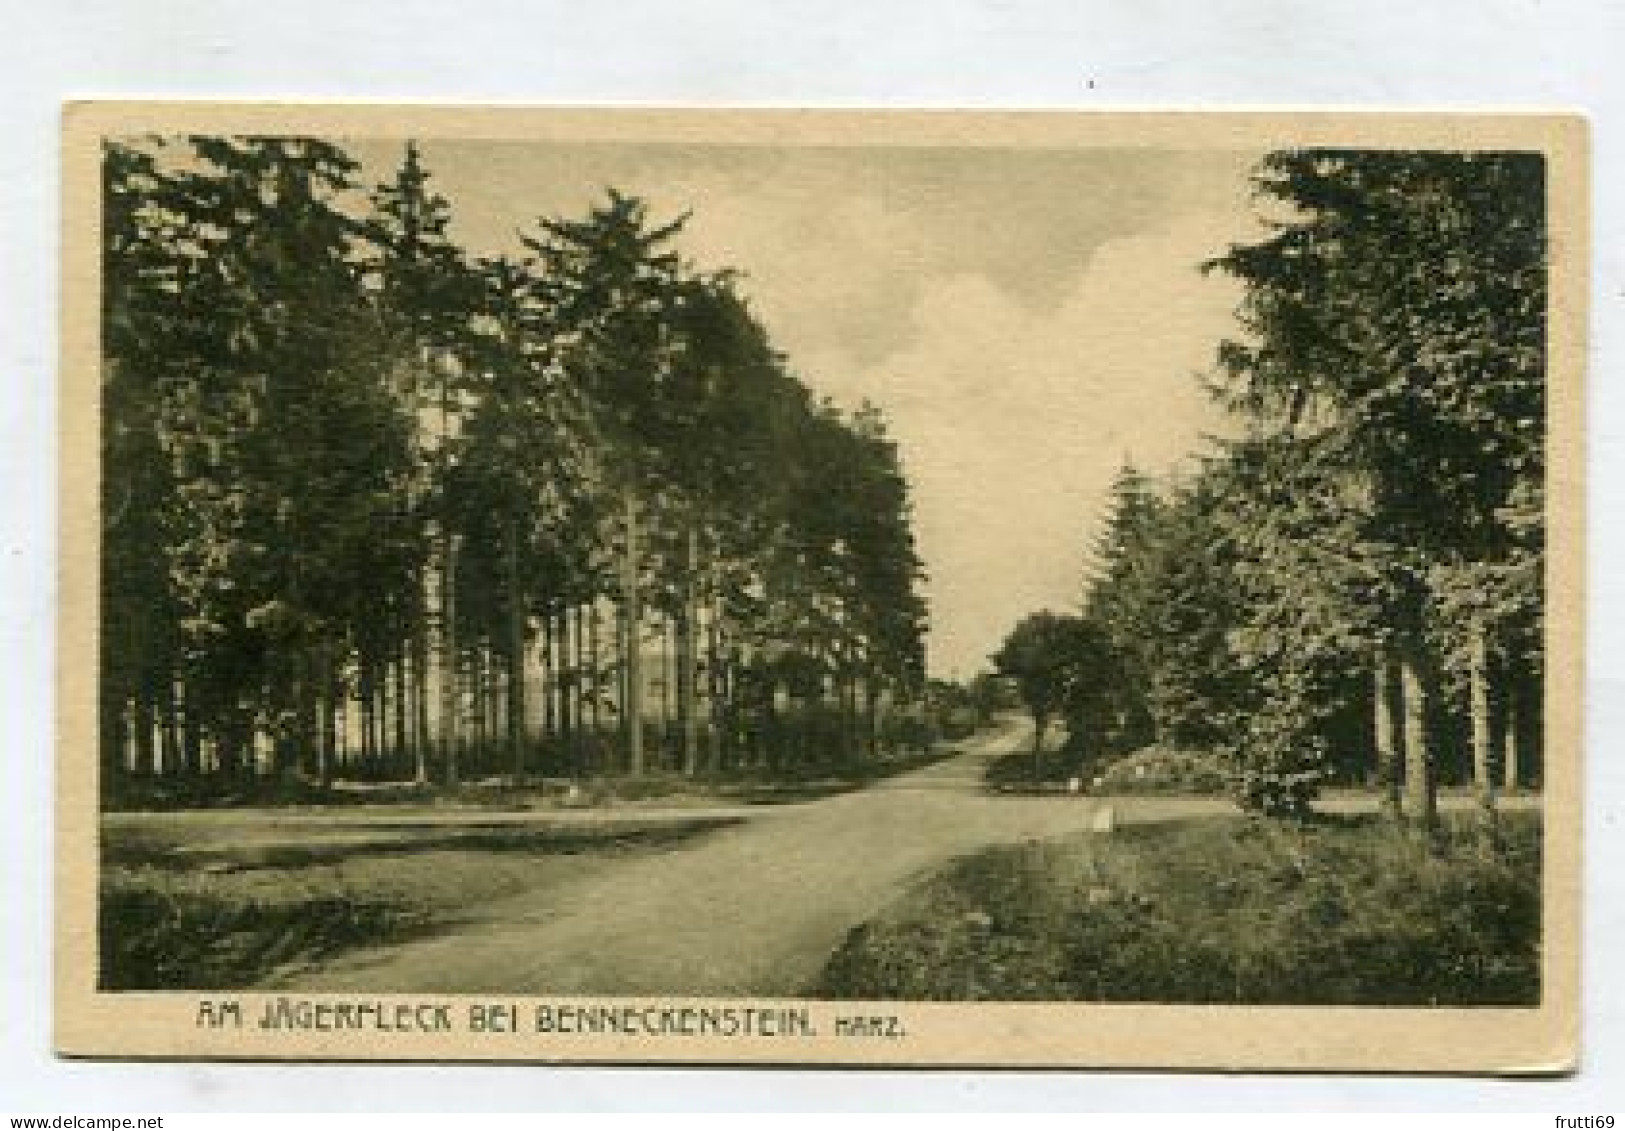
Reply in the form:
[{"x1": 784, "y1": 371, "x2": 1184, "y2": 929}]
[
  {"x1": 271, "y1": 716, "x2": 1105, "y2": 995},
  {"x1": 261, "y1": 720, "x2": 1538, "y2": 996}
]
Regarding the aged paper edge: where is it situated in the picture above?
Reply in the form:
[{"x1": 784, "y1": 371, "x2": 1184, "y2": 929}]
[{"x1": 54, "y1": 103, "x2": 1588, "y2": 1071}]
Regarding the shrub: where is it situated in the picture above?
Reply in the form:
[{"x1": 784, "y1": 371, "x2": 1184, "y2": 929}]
[
  {"x1": 1225, "y1": 694, "x2": 1333, "y2": 817},
  {"x1": 99, "y1": 873, "x2": 419, "y2": 990},
  {"x1": 1092, "y1": 746, "x2": 1229, "y2": 795}
]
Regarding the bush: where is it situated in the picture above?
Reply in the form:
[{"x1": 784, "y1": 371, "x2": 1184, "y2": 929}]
[
  {"x1": 1092, "y1": 746, "x2": 1229, "y2": 795},
  {"x1": 100, "y1": 873, "x2": 420, "y2": 990},
  {"x1": 937, "y1": 706, "x2": 982, "y2": 741},
  {"x1": 1226, "y1": 694, "x2": 1333, "y2": 817}
]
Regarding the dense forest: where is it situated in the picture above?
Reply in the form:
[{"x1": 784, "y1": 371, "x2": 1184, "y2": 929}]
[
  {"x1": 995, "y1": 150, "x2": 1546, "y2": 824},
  {"x1": 100, "y1": 137, "x2": 931, "y2": 801}
]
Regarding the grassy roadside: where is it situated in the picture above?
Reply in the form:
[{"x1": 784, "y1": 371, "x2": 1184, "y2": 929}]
[
  {"x1": 815, "y1": 811, "x2": 1540, "y2": 1005},
  {"x1": 99, "y1": 823, "x2": 721, "y2": 991}
]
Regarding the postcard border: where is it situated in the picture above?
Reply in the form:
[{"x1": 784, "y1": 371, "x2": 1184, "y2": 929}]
[{"x1": 55, "y1": 103, "x2": 1588, "y2": 1071}]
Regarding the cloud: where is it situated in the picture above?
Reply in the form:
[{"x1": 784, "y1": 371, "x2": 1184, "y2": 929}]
[
  {"x1": 671, "y1": 178, "x2": 938, "y2": 372},
  {"x1": 826, "y1": 209, "x2": 1258, "y2": 677},
  {"x1": 400, "y1": 141, "x2": 1261, "y2": 380},
  {"x1": 362, "y1": 139, "x2": 1265, "y2": 677}
]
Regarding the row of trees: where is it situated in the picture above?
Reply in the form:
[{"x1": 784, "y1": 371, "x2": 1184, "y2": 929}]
[
  {"x1": 997, "y1": 150, "x2": 1546, "y2": 824},
  {"x1": 102, "y1": 136, "x2": 929, "y2": 796}
]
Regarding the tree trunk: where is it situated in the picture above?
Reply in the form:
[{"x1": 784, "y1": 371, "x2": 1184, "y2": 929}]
[
  {"x1": 1400, "y1": 644, "x2": 1437, "y2": 833},
  {"x1": 393, "y1": 644, "x2": 410, "y2": 778},
  {"x1": 375, "y1": 664, "x2": 390, "y2": 775},
  {"x1": 1032, "y1": 712, "x2": 1047, "y2": 783},
  {"x1": 765, "y1": 682, "x2": 782, "y2": 773},
  {"x1": 622, "y1": 488, "x2": 645, "y2": 776},
  {"x1": 1502, "y1": 675, "x2": 1520, "y2": 793},
  {"x1": 318, "y1": 648, "x2": 336, "y2": 789},
  {"x1": 334, "y1": 692, "x2": 348, "y2": 770},
  {"x1": 557, "y1": 614, "x2": 575, "y2": 774},
  {"x1": 614, "y1": 608, "x2": 627, "y2": 773},
  {"x1": 658, "y1": 615, "x2": 673, "y2": 759},
  {"x1": 366, "y1": 666, "x2": 380, "y2": 776},
  {"x1": 378, "y1": 656, "x2": 393, "y2": 774},
  {"x1": 440, "y1": 535, "x2": 460, "y2": 787},
  {"x1": 160, "y1": 687, "x2": 181, "y2": 777},
  {"x1": 506, "y1": 519, "x2": 528, "y2": 782},
  {"x1": 468, "y1": 649, "x2": 481, "y2": 769},
  {"x1": 1469, "y1": 617, "x2": 1496, "y2": 814},
  {"x1": 572, "y1": 603, "x2": 590, "y2": 773},
  {"x1": 588, "y1": 601, "x2": 602, "y2": 760},
  {"x1": 412, "y1": 571, "x2": 431, "y2": 785},
  {"x1": 296, "y1": 666, "x2": 318, "y2": 781},
  {"x1": 1373, "y1": 644, "x2": 1404, "y2": 819},
  {"x1": 493, "y1": 648, "x2": 506, "y2": 765},
  {"x1": 863, "y1": 676, "x2": 879, "y2": 761},
  {"x1": 358, "y1": 663, "x2": 376, "y2": 774},
  {"x1": 541, "y1": 610, "x2": 557, "y2": 754},
  {"x1": 215, "y1": 705, "x2": 242, "y2": 779},
  {"x1": 846, "y1": 671, "x2": 862, "y2": 763},
  {"x1": 678, "y1": 523, "x2": 700, "y2": 776},
  {"x1": 182, "y1": 687, "x2": 203, "y2": 776},
  {"x1": 475, "y1": 647, "x2": 491, "y2": 772},
  {"x1": 706, "y1": 594, "x2": 724, "y2": 773},
  {"x1": 133, "y1": 691, "x2": 156, "y2": 777},
  {"x1": 314, "y1": 678, "x2": 329, "y2": 789},
  {"x1": 102, "y1": 691, "x2": 131, "y2": 786}
]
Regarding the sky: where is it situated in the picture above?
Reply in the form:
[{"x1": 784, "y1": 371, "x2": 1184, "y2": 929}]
[{"x1": 347, "y1": 138, "x2": 1268, "y2": 679}]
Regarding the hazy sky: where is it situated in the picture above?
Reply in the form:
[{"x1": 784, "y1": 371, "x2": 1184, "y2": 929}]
[{"x1": 347, "y1": 138, "x2": 1267, "y2": 678}]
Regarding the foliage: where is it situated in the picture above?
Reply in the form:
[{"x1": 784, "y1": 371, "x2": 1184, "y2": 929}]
[
  {"x1": 1203, "y1": 150, "x2": 1546, "y2": 814},
  {"x1": 991, "y1": 612, "x2": 1114, "y2": 756},
  {"x1": 101, "y1": 137, "x2": 933, "y2": 794},
  {"x1": 1091, "y1": 746, "x2": 1230, "y2": 796},
  {"x1": 100, "y1": 877, "x2": 420, "y2": 990},
  {"x1": 982, "y1": 722, "x2": 1080, "y2": 793},
  {"x1": 988, "y1": 148, "x2": 1546, "y2": 818},
  {"x1": 816, "y1": 811, "x2": 1541, "y2": 1004}
]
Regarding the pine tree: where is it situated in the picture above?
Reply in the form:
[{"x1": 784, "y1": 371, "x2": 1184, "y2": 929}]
[{"x1": 1207, "y1": 149, "x2": 1546, "y2": 826}]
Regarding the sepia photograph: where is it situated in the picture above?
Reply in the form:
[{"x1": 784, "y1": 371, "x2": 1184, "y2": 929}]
[{"x1": 55, "y1": 105, "x2": 1585, "y2": 1069}]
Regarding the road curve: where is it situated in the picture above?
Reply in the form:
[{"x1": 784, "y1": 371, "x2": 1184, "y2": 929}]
[{"x1": 270, "y1": 716, "x2": 1103, "y2": 996}]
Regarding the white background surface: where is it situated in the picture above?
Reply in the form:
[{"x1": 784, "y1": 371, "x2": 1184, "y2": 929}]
[{"x1": 2, "y1": 0, "x2": 1622, "y2": 1113}]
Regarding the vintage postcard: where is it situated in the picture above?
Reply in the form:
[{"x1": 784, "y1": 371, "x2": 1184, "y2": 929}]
[{"x1": 57, "y1": 104, "x2": 1586, "y2": 1070}]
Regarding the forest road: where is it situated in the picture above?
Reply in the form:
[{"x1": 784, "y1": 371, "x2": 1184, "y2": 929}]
[{"x1": 271, "y1": 716, "x2": 1115, "y2": 996}]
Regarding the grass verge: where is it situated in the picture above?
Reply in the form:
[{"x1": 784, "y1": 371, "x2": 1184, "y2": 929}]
[
  {"x1": 104, "y1": 740, "x2": 972, "y2": 813},
  {"x1": 815, "y1": 811, "x2": 1540, "y2": 1005},
  {"x1": 99, "y1": 824, "x2": 718, "y2": 990}
]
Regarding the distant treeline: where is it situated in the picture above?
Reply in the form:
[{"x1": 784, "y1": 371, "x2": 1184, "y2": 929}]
[
  {"x1": 995, "y1": 150, "x2": 1546, "y2": 822},
  {"x1": 102, "y1": 137, "x2": 931, "y2": 796}
]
